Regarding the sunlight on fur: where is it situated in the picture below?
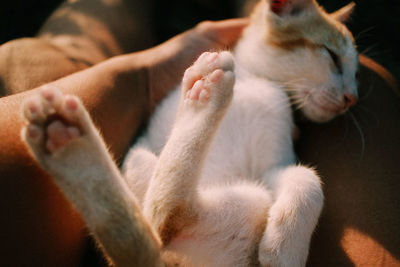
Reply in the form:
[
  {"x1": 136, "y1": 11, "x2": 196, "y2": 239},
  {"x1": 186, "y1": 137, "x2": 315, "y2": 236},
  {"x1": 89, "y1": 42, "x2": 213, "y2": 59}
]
[{"x1": 21, "y1": 0, "x2": 358, "y2": 266}]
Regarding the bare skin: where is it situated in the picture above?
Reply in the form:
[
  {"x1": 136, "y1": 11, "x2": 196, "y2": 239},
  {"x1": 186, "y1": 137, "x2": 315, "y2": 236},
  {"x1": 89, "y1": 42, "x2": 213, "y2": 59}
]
[
  {"x1": 18, "y1": 52, "x2": 235, "y2": 267},
  {"x1": 1, "y1": 0, "x2": 399, "y2": 266},
  {"x1": 0, "y1": 0, "x2": 248, "y2": 264},
  {"x1": 0, "y1": 0, "x2": 155, "y2": 96}
]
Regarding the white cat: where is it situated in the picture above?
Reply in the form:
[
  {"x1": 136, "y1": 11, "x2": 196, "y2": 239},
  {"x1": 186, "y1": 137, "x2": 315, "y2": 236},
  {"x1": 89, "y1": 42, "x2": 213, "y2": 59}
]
[{"x1": 21, "y1": 0, "x2": 358, "y2": 266}]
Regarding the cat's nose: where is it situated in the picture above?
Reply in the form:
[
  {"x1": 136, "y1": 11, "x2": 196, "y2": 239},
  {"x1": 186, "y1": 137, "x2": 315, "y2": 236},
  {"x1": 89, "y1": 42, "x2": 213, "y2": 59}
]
[{"x1": 343, "y1": 93, "x2": 357, "y2": 108}]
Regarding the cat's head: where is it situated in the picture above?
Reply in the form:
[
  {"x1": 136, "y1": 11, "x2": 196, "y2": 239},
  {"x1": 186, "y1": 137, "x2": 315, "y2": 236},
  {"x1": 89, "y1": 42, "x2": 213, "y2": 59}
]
[{"x1": 238, "y1": 0, "x2": 358, "y2": 122}]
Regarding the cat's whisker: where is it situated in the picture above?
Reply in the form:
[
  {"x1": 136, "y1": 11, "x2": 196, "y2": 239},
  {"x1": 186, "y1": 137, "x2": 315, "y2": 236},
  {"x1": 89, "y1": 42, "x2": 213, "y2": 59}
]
[
  {"x1": 359, "y1": 81, "x2": 374, "y2": 102},
  {"x1": 297, "y1": 88, "x2": 317, "y2": 110},
  {"x1": 287, "y1": 93, "x2": 304, "y2": 100},
  {"x1": 347, "y1": 111, "x2": 366, "y2": 159},
  {"x1": 295, "y1": 100, "x2": 308, "y2": 111},
  {"x1": 355, "y1": 26, "x2": 375, "y2": 42},
  {"x1": 288, "y1": 99, "x2": 304, "y2": 105},
  {"x1": 288, "y1": 87, "x2": 315, "y2": 111},
  {"x1": 269, "y1": 98, "x2": 293, "y2": 112},
  {"x1": 284, "y1": 82, "x2": 307, "y2": 90},
  {"x1": 322, "y1": 89, "x2": 337, "y2": 98},
  {"x1": 364, "y1": 50, "x2": 387, "y2": 59},
  {"x1": 286, "y1": 93, "x2": 305, "y2": 103},
  {"x1": 290, "y1": 98, "x2": 306, "y2": 107},
  {"x1": 291, "y1": 95, "x2": 309, "y2": 111},
  {"x1": 321, "y1": 89, "x2": 341, "y2": 101},
  {"x1": 282, "y1": 79, "x2": 309, "y2": 92},
  {"x1": 319, "y1": 90, "x2": 343, "y2": 106},
  {"x1": 17, "y1": 0, "x2": 363, "y2": 266},
  {"x1": 360, "y1": 43, "x2": 379, "y2": 57},
  {"x1": 284, "y1": 88, "x2": 311, "y2": 94},
  {"x1": 283, "y1": 77, "x2": 308, "y2": 83},
  {"x1": 268, "y1": 93, "x2": 306, "y2": 113},
  {"x1": 352, "y1": 104, "x2": 380, "y2": 126},
  {"x1": 282, "y1": 78, "x2": 308, "y2": 87}
]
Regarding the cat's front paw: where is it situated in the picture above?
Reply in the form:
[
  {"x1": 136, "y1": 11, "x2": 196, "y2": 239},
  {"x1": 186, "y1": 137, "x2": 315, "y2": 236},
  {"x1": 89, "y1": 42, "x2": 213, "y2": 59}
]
[
  {"x1": 21, "y1": 86, "x2": 86, "y2": 159},
  {"x1": 180, "y1": 51, "x2": 235, "y2": 113}
]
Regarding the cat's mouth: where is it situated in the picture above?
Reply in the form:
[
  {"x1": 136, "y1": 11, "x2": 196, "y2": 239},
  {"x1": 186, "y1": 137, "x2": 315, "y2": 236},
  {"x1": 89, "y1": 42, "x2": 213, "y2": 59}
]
[
  {"x1": 310, "y1": 97, "x2": 346, "y2": 114},
  {"x1": 302, "y1": 95, "x2": 348, "y2": 122}
]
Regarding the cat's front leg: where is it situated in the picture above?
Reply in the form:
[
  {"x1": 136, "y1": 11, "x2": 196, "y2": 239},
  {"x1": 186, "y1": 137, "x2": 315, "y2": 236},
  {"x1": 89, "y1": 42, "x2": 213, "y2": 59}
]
[
  {"x1": 21, "y1": 86, "x2": 164, "y2": 267},
  {"x1": 259, "y1": 166, "x2": 324, "y2": 267},
  {"x1": 143, "y1": 51, "x2": 235, "y2": 244}
]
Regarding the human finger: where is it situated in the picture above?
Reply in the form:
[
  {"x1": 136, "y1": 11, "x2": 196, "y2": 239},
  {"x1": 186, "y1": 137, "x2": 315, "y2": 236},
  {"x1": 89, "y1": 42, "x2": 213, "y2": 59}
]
[{"x1": 195, "y1": 18, "x2": 250, "y2": 48}]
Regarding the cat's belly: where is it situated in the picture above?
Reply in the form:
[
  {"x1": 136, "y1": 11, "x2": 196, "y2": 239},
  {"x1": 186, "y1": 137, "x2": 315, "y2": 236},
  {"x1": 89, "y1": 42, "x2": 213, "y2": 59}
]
[
  {"x1": 131, "y1": 77, "x2": 296, "y2": 185},
  {"x1": 198, "y1": 79, "x2": 296, "y2": 185},
  {"x1": 166, "y1": 181, "x2": 271, "y2": 267}
]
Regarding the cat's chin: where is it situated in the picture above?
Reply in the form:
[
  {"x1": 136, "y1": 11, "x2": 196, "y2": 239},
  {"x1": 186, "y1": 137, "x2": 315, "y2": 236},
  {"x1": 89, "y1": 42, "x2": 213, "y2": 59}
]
[
  {"x1": 300, "y1": 96, "x2": 349, "y2": 123},
  {"x1": 301, "y1": 108, "x2": 342, "y2": 123}
]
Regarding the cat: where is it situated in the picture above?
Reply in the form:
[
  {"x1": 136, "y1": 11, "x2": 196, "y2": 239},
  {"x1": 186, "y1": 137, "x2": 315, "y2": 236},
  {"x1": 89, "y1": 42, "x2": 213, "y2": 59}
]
[{"x1": 21, "y1": 0, "x2": 358, "y2": 266}]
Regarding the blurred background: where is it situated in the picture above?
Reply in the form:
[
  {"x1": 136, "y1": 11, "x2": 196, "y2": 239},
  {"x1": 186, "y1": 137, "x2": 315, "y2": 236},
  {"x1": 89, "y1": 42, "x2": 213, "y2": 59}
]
[
  {"x1": 0, "y1": 1, "x2": 398, "y2": 266},
  {"x1": 0, "y1": 0, "x2": 399, "y2": 81}
]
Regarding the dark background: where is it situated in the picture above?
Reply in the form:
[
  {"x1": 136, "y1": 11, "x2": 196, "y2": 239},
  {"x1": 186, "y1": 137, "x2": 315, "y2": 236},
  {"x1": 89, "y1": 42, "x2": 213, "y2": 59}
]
[
  {"x1": 0, "y1": 0, "x2": 399, "y2": 82},
  {"x1": 0, "y1": 1, "x2": 398, "y2": 266}
]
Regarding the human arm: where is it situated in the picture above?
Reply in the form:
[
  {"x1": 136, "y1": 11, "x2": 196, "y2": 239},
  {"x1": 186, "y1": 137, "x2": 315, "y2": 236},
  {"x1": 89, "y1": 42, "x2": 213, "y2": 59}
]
[{"x1": 0, "y1": 18, "x2": 248, "y2": 266}]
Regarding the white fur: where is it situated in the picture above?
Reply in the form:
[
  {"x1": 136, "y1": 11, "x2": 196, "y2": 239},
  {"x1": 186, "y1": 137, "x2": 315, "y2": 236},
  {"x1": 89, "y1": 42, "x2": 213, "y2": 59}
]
[
  {"x1": 123, "y1": 1, "x2": 358, "y2": 265},
  {"x1": 21, "y1": 1, "x2": 357, "y2": 266},
  {"x1": 124, "y1": 29, "x2": 310, "y2": 267},
  {"x1": 123, "y1": 52, "x2": 322, "y2": 267}
]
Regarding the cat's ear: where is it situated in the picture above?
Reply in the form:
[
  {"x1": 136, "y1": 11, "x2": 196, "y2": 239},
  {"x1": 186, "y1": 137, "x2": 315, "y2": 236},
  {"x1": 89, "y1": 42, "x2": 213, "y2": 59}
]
[
  {"x1": 268, "y1": 0, "x2": 313, "y2": 16},
  {"x1": 330, "y1": 2, "x2": 355, "y2": 23}
]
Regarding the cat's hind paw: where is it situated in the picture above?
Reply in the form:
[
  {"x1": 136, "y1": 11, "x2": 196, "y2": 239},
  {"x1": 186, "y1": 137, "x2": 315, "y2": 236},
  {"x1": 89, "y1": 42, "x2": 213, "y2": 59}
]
[
  {"x1": 21, "y1": 86, "x2": 86, "y2": 156},
  {"x1": 258, "y1": 211, "x2": 309, "y2": 267},
  {"x1": 258, "y1": 237, "x2": 306, "y2": 267}
]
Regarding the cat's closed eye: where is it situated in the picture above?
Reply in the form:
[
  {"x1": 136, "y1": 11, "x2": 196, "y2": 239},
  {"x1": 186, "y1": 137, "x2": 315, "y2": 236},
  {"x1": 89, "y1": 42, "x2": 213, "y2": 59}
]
[{"x1": 325, "y1": 46, "x2": 342, "y2": 74}]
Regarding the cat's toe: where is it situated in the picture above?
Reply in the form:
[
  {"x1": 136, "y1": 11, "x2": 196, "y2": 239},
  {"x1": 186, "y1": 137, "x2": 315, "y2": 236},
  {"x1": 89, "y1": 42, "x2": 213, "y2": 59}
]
[
  {"x1": 39, "y1": 85, "x2": 63, "y2": 110},
  {"x1": 43, "y1": 95, "x2": 85, "y2": 153},
  {"x1": 38, "y1": 85, "x2": 85, "y2": 125},
  {"x1": 195, "y1": 51, "x2": 234, "y2": 73},
  {"x1": 22, "y1": 123, "x2": 45, "y2": 152},
  {"x1": 21, "y1": 86, "x2": 86, "y2": 154},
  {"x1": 22, "y1": 86, "x2": 62, "y2": 124},
  {"x1": 181, "y1": 51, "x2": 235, "y2": 109},
  {"x1": 182, "y1": 66, "x2": 201, "y2": 96},
  {"x1": 214, "y1": 51, "x2": 235, "y2": 72},
  {"x1": 186, "y1": 80, "x2": 209, "y2": 102},
  {"x1": 205, "y1": 66, "x2": 235, "y2": 109},
  {"x1": 58, "y1": 95, "x2": 84, "y2": 122},
  {"x1": 21, "y1": 109, "x2": 45, "y2": 156},
  {"x1": 22, "y1": 95, "x2": 47, "y2": 124}
]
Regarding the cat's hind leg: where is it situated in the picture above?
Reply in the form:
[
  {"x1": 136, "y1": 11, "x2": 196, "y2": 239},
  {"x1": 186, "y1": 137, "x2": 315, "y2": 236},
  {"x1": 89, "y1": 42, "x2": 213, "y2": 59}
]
[
  {"x1": 21, "y1": 85, "x2": 126, "y2": 204},
  {"x1": 123, "y1": 146, "x2": 158, "y2": 203},
  {"x1": 259, "y1": 166, "x2": 324, "y2": 267},
  {"x1": 143, "y1": 51, "x2": 235, "y2": 244},
  {"x1": 21, "y1": 86, "x2": 164, "y2": 267}
]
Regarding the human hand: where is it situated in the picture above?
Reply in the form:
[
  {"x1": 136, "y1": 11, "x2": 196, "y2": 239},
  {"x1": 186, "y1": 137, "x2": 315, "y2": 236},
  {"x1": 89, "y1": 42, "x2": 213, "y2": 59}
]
[{"x1": 136, "y1": 18, "x2": 249, "y2": 108}]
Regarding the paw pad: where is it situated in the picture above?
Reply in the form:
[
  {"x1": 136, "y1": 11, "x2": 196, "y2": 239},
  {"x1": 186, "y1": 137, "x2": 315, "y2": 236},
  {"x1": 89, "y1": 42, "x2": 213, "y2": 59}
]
[
  {"x1": 22, "y1": 86, "x2": 84, "y2": 154},
  {"x1": 181, "y1": 51, "x2": 234, "y2": 108}
]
